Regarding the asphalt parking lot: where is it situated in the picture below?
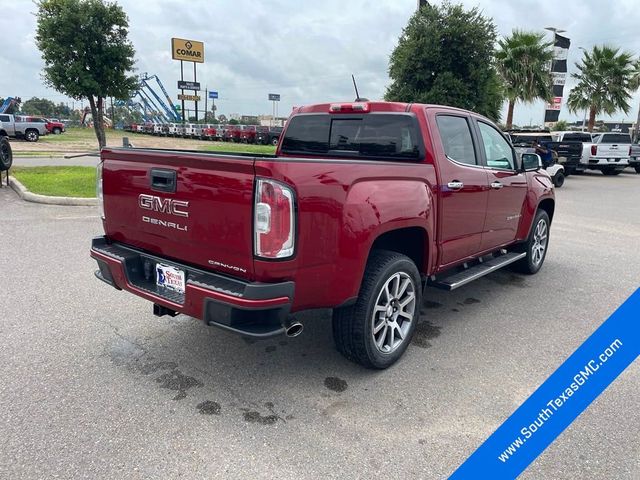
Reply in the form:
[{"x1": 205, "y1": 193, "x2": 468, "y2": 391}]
[{"x1": 0, "y1": 170, "x2": 638, "y2": 479}]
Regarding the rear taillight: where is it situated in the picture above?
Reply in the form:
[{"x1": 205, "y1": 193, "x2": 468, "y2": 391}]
[
  {"x1": 96, "y1": 162, "x2": 104, "y2": 220},
  {"x1": 591, "y1": 145, "x2": 597, "y2": 156},
  {"x1": 254, "y1": 178, "x2": 295, "y2": 259}
]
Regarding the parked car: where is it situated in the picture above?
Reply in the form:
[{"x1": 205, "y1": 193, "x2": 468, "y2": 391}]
[
  {"x1": 0, "y1": 114, "x2": 48, "y2": 142},
  {"x1": 183, "y1": 123, "x2": 198, "y2": 138},
  {"x1": 222, "y1": 125, "x2": 237, "y2": 142},
  {"x1": 239, "y1": 125, "x2": 257, "y2": 143},
  {"x1": 629, "y1": 143, "x2": 640, "y2": 173},
  {"x1": 581, "y1": 132, "x2": 631, "y2": 175},
  {"x1": 256, "y1": 126, "x2": 283, "y2": 146},
  {"x1": 201, "y1": 124, "x2": 223, "y2": 141},
  {"x1": 507, "y1": 131, "x2": 566, "y2": 186},
  {"x1": 45, "y1": 119, "x2": 66, "y2": 135},
  {"x1": 550, "y1": 131, "x2": 593, "y2": 175},
  {"x1": 152, "y1": 124, "x2": 164, "y2": 136},
  {"x1": 91, "y1": 100, "x2": 555, "y2": 369}
]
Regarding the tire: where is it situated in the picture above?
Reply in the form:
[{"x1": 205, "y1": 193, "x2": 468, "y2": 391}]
[
  {"x1": 53, "y1": 127, "x2": 62, "y2": 135},
  {"x1": 25, "y1": 129, "x2": 39, "y2": 142},
  {"x1": 332, "y1": 250, "x2": 422, "y2": 369},
  {"x1": 512, "y1": 210, "x2": 550, "y2": 275},
  {"x1": 635, "y1": 167, "x2": 640, "y2": 174},
  {"x1": 0, "y1": 136, "x2": 12, "y2": 171},
  {"x1": 553, "y1": 172, "x2": 565, "y2": 188},
  {"x1": 563, "y1": 167, "x2": 574, "y2": 176},
  {"x1": 271, "y1": 137, "x2": 279, "y2": 146}
]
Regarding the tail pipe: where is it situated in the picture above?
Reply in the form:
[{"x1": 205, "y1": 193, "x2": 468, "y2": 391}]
[{"x1": 283, "y1": 317, "x2": 303, "y2": 337}]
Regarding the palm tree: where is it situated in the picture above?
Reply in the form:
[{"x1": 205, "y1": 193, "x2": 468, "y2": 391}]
[
  {"x1": 496, "y1": 30, "x2": 554, "y2": 129},
  {"x1": 567, "y1": 45, "x2": 637, "y2": 132}
]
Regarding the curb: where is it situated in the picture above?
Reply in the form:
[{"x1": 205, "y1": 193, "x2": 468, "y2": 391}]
[{"x1": 9, "y1": 176, "x2": 98, "y2": 206}]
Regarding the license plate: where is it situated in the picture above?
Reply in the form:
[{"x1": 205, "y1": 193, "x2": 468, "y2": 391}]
[{"x1": 156, "y1": 264, "x2": 186, "y2": 293}]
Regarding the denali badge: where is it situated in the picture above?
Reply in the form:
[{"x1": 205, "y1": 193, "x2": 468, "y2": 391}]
[{"x1": 138, "y1": 194, "x2": 189, "y2": 217}]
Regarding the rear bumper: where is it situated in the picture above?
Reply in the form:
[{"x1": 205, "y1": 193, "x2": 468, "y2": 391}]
[
  {"x1": 586, "y1": 157, "x2": 629, "y2": 167},
  {"x1": 90, "y1": 236, "x2": 294, "y2": 338}
]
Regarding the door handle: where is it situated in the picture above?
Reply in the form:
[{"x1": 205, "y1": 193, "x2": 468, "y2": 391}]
[
  {"x1": 490, "y1": 181, "x2": 503, "y2": 189},
  {"x1": 447, "y1": 181, "x2": 464, "y2": 190}
]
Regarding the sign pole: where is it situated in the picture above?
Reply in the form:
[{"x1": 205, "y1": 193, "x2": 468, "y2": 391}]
[
  {"x1": 180, "y1": 60, "x2": 185, "y2": 125},
  {"x1": 193, "y1": 62, "x2": 198, "y2": 123},
  {"x1": 204, "y1": 88, "x2": 208, "y2": 123},
  {"x1": 212, "y1": 98, "x2": 215, "y2": 121}
]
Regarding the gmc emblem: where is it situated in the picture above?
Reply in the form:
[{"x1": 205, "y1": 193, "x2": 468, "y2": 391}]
[{"x1": 138, "y1": 194, "x2": 189, "y2": 218}]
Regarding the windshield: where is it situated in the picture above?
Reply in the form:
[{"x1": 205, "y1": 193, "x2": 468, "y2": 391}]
[
  {"x1": 281, "y1": 113, "x2": 422, "y2": 160},
  {"x1": 600, "y1": 134, "x2": 631, "y2": 144}
]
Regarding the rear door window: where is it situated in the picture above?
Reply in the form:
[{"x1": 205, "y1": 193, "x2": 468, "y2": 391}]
[{"x1": 435, "y1": 115, "x2": 477, "y2": 166}]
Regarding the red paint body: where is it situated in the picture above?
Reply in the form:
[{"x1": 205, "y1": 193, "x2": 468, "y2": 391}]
[{"x1": 94, "y1": 102, "x2": 554, "y2": 320}]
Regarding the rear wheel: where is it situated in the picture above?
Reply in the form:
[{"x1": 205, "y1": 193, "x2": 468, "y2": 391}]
[
  {"x1": 25, "y1": 129, "x2": 39, "y2": 142},
  {"x1": 553, "y1": 172, "x2": 565, "y2": 187},
  {"x1": 0, "y1": 136, "x2": 12, "y2": 171},
  {"x1": 52, "y1": 127, "x2": 62, "y2": 135},
  {"x1": 271, "y1": 137, "x2": 279, "y2": 146},
  {"x1": 332, "y1": 250, "x2": 421, "y2": 369},
  {"x1": 512, "y1": 210, "x2": 550, "y2": 275},
  {"x1": 635, "y1": 167, "x2": 640, "y2": 174}
]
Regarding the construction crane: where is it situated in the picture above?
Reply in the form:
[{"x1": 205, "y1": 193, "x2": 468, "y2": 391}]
[
  {"x1": 0, "y1": 97, "x2": 21, "y2": 114},
  {"x1": 138, "y1": 73, "x2": 181, "y2": 122}
]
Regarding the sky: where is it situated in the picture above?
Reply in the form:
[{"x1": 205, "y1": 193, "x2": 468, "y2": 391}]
[{"x1": 1, "y1": 0, "x2": 639, "y2": 125}]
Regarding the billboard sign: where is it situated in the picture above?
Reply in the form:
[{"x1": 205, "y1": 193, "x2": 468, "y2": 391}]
[
  {"x1": 171, "y1": 38, "x2": 204, "y2": 63},
  {"x1": 268, "y1": 93, "x2": 281, "y2": 101},
  {"x1": 177, "y1": 94, "x2": 201, "y2": 102},
  {"x1": 178, "y1": 80, "x2": 201, "y2": 91},
  {"x1": 209, "y1": 91, "x2": 218, "y2": 99}
]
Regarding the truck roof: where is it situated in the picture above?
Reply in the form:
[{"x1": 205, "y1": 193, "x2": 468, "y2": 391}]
[{"x1": 292, "y1": 101, "x2": 482, "y2": 117}]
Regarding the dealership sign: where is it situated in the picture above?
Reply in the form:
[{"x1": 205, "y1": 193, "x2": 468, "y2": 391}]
[
  {"x1": 268, "y1": 93, "x2": 281, "y2": 101},
  {"x1": 178, "y1": 94, "x2": 201, "y2": 102},
  {"x1": 171, "y1": 38, "x2": 204, "y2": 63},
  {"x1": 178, "y1": 80, "x2": 200, "y2": 91}
]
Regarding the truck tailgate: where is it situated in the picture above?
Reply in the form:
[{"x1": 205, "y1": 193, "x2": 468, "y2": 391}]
[
  {"x1": 594, "y1": 144, "x2": 628, "y2": 158},
  {"x1": 101, "y1": 148, "x2": 256, "y2": 279}
]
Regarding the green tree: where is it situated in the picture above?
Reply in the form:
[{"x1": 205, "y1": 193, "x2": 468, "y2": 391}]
[
  {"x1": 228, "y1": 119, "x2": 239, "y2": 125},
  {"x1": 496, "y1": 30, "x2": 553, "y2": 129},
  {"x1": 35, "y1": 0, "x2": 137, "y2": 147},
  {"x1": 21, "y1": 97, "x2": 57, "y2": 117},
  {"x1": 567, "y1": 45, "x2": 637, "y2": 132},
  {"x1": 552, "y1": 120, "x2": 569, "y2": 131},
  {"x1": 385, "y1": 2, "x2": 502, "y2": 121}
]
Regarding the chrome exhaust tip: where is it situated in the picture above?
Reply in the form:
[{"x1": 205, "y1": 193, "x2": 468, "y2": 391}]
[{"x1": 285, "y1": 321, "x2": 304, "y2": 338}]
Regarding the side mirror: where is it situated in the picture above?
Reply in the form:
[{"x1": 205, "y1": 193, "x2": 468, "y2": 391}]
[{"x1": 522, "y1": 153, "x2": 542, "y2": 172}]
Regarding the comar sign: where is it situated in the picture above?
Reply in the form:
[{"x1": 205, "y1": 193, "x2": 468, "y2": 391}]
[{"x1": 171, "y1": 38, "x2": 204, "y2": 63}]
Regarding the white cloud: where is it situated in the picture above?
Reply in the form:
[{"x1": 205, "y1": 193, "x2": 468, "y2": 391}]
[{"x1": 0, "y1": 0, "x2": 638, "y2": 124}]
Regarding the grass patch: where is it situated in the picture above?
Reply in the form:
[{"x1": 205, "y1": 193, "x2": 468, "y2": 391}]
[
  {"x1": 40, "y1": 127, "x2": 144, "y2": 143},
  {"x1": 12, "y1": 166, "x2": 96, "y2": 198},
  {"x1": 199, "y1": 143, "x2": 276, "y2": 155},
  {"x1": 13, "y1": 151, "x2": 64, "y2": 157}
]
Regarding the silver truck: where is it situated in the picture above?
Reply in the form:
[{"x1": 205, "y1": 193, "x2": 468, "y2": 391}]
[
  {"x1": 0, "y1": 114, "x2": 48, "y2": 142},
  {"x1": 580, "y1": 132, "x2": 631, "y2": 175}
]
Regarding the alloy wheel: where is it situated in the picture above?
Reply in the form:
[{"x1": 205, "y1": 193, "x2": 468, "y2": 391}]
[{"x1": 371, "y1": 272, "x2": 416, "y2": 354}]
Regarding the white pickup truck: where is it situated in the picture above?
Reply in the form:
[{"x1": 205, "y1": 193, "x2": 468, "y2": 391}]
[
  {"x1": 0, "y1": 114, "x2": 48, "y2": 142},
  {"x1": 581, "y1": 132, "x2": 631, "y2": 175}
]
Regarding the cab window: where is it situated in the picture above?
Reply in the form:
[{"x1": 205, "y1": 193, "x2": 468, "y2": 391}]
[
  {"x1": 478, "y1": 122, "x2": 515, "y2": 170},
  {"x1": 435, "y1": 115, "x2": 477, "y2": 166}
]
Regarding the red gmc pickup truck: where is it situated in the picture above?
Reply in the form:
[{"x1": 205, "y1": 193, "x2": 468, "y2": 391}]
[{"x1": 91, "y1": 101, "x2": 555, "y2": 369}]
